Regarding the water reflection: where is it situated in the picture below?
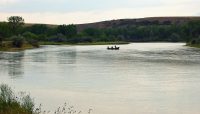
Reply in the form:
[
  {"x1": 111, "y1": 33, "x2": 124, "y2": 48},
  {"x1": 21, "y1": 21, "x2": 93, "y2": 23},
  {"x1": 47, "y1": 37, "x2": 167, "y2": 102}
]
[
  {"x1": 0, "y1": 43, "x2": 200, "y2": 114},
  {"x1": 0, "y1": 52, "x2": 24, "y2": 79},
  {"x1": 56, "y1": 47, "x2": 77, "y2": 64},
  {"x1": 24, "y1": 46, "x2": 77, "y2": 64}
]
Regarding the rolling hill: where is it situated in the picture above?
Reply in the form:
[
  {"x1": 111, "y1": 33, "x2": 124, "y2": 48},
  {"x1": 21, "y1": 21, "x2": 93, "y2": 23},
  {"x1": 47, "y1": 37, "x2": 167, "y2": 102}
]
[{"x1": 77, "y1": 16, "x2": 200, "y2": 31}]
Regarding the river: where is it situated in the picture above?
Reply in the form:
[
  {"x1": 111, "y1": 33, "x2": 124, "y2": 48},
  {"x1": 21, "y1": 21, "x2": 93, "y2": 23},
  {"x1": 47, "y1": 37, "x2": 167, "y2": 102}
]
[{"x1": 0, "y1": 43, "x2": 200, "y2": 114}]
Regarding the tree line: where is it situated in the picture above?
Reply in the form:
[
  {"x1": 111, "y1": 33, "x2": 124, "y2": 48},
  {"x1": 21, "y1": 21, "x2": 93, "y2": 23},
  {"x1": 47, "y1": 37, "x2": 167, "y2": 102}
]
[{"x1": 1, "y1": 16, "x2": 200, "y2": 48}]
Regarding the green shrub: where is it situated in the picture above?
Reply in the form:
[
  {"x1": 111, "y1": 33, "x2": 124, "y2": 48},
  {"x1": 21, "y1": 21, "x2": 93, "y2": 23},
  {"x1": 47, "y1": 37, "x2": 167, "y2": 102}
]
[
  {"x1": 22, "y1": 32, "x2": 39, "y2": 47},
  {"x1": 11, "y1": 35, "x2": 25, "y2": 48},
  {"x1": 190, "y1": 36, "x2": 200, "y2": 45},
  {"x1": 0, "y1": 35, "x2": 3, "y2": 47},
  {"x1": 22, "y1": 32, "x2": 38, "y2": 40},
  {"x1": 0, "y1": 84, "x2": 35, "y2": 114}
]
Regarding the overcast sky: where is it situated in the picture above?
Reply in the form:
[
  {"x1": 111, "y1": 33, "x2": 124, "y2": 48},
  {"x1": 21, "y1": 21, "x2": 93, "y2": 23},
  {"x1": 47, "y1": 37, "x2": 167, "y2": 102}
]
[{"x1": 0, "y1": 0, "x2": 200, "y2": 24}]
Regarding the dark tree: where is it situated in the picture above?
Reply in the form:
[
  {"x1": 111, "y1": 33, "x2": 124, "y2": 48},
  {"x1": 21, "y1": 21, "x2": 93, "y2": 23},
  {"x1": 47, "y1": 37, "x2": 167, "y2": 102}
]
[
  {"x1": 83, "y1": 28, "x2": 101, "y2": 37},
  {"x1": 0, "y1": 34, "x2": 3, "y2": 47},
  {"x1": 57, "y1": 24, "x2": 68, "y2": 35},
  {"x1": 66, "y1": 24, "x2": 77, "y2": 37},
  {"x1": 7, "y1": 16, "x2": 24, "y2": 34},
  {"x1": 57, "y1": 24, "x2": 77, "y2": 37},
  {"x1": 28, "y1": 24, "x2": 49, "y2": 35},
  {"x1": 0, "y1": 22, "x2": 11, "y2": 37}
]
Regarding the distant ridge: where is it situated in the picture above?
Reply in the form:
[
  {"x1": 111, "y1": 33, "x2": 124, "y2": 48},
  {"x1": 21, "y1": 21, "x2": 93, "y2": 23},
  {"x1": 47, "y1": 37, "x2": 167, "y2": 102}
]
[
  {"x1": 17, "y1": 16, "x2": 200, "y2": 31},
  {"x1": 77, "y1": 16, "x2": 200, "y2": 31}
]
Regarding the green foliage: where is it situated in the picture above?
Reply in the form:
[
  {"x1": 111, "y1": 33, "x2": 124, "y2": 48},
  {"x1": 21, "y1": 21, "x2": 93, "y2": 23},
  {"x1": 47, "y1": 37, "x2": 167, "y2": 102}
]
[
  {"x1": 0, "y1": 84, "x2": 35, "y2": 114},
  {"x1": 11, "y1": 35, "x2": 25, "y2": 48},
  {"x1": 56, "y1": 24, "x2": 77, "y2": 37},
  {"x1": 20, "y1": 93, "x2": 34, "y2": 114},
  {"x1": 0, "y1": 84, "x2": 93, "y2": 114},
  {"x1": 189, "y1": 36, "x2": 200, "y2": 45},
  {"x1": 1, "y1": 16, "x2": 200, "y2": 46},
  {"x1": 27, "y1": 24, "x2": 49, "y2": 35},
  {"x1": 67, "y1": 37, "x2": 93, "y2": 43},
  {"x1": 0, "y1": 35, "x2": 2, "y2": 47},
  {"x1": 66, "y1": 24, "x2": 77, "y2": 37},
  {"x1": 67, "y1": 24, "x2": 77, "y2": 37},
  {"x1": 22, "y1": 32, "x2": 39, "y2": 47},
  {"x1": 22, "y1": 32, "x2": 38, "y2": 39},
  {"x1": 7, "y1": 16, "x2": 24, "y2": 25},
  {"x1": 169, "y1": 33, "x2": 181, "y2": 42},
  {"x1": 186, "y1": 21, "x2": 200, "y2": 43},
  {"x1": 57, "y1": 24, "x2": 68, "y2": 35},
  {"x1": 83, "y1": 28, "x2": 101, "y2": 37},
  {"x1": 7, "y1": 16, "x2": 24, "y2": 34},
  {"x1": 48, "y1": 33, "x2": 67, "y2": 42},
  {"x1": 0, "y1": 22, "x2": 11, "y2": 38},
  {"x1": 0, "y1": 84, "x2": 13, "y2": 104}
]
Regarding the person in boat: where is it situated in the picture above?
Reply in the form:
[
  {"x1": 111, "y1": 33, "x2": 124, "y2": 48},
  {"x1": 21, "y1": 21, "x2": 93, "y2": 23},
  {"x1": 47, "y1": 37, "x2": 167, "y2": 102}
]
[{"x1": 107, "y1": 45, "x2": 119, "y2": 50}]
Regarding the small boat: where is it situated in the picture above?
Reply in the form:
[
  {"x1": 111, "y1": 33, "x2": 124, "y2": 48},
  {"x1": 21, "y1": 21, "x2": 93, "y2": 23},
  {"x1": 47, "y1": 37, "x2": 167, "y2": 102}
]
[{"x1": 107, "y1": 46, "x2": 120, "y2": 50}]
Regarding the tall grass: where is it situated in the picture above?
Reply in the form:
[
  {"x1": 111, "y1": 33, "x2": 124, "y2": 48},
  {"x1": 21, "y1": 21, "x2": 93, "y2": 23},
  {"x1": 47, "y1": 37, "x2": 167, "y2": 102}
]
[
  {"x1": 0, "y1": 84, "x2": 93, "y2": 114},
  {"x1": 0, "y1": 84, "x2": 34, "y2": 114}
]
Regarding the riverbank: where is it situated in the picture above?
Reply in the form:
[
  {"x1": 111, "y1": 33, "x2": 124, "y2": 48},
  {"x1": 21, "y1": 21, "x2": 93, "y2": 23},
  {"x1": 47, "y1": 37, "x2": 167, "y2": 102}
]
[
  {"x1": 39, "y1": 41, "x2": 129, "y2": 45},
  {"x1": 0, "y1": 42, "x2": 36, "y2": 52},
  {"x1": 0, "y1": 41, "x2": 129, "y2": 52},
  {"x1": 186, "y1": 44, "x2": 200, "y2": 48}
]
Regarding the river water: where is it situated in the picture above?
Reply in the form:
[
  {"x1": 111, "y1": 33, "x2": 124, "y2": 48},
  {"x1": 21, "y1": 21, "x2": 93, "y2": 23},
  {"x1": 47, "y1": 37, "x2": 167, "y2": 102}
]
[{"x1": 0, "y1": 43, "x2": 200, "y2": 114}]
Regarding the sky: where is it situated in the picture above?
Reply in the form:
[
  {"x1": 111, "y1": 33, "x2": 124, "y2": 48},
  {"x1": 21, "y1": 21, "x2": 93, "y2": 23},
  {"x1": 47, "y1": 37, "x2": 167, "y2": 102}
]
[{"x1": 0, "y1": 0, "x2": 200, "y2": 24}]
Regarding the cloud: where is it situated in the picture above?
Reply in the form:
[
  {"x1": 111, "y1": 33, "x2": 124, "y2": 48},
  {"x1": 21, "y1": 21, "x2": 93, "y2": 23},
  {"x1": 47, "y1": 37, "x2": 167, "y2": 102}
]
[{"x1": 0, "y1": 0, "x2": 19, "y2": 5}]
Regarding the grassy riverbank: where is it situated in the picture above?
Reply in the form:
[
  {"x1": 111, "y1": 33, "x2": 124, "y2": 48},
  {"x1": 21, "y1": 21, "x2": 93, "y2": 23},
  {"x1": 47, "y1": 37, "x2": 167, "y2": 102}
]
[
  {"x1": 186, "y1": 44, "x2": 200, "y2": 48},
  {"x1": 0, "y1": 42, "x2": 35, "y2": 52}
]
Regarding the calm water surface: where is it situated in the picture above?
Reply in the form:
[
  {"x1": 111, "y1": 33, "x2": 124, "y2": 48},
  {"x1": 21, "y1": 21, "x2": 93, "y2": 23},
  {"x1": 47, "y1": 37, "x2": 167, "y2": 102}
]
[{"x1": 0, "y1": 43, "x2": 200, "y2": 114}]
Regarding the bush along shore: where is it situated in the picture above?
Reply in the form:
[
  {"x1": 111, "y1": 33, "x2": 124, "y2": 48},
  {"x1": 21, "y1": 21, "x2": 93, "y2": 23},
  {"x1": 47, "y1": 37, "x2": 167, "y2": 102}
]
[
  {"x1": 0, "y1": 84, "x2": 93, "y2": 114},
  {"x1": 0, "y1": 35, "x2": 39, "y2": 52},
  {"x1": 186, "y1": 36, "x2": 200, "y2": 48}
]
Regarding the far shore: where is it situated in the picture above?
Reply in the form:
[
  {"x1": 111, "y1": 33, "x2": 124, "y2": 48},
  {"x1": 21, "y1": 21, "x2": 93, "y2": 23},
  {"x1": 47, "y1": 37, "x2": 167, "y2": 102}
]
[
  {"x1": 0, "y1": 41, "x2": 129, "y2": 52},
  {"x1": 0, "y1": 43, "x2": 35, "y2": 52},
  {"x1": 186, "y1": 44, "x2": 200, "y2": 48},
  {"x1": 1, "y1": 42, "x2": 200, "y2": 52},
  {"x1": 39, "y1": 41, "x2": 130, "y2": 45}
]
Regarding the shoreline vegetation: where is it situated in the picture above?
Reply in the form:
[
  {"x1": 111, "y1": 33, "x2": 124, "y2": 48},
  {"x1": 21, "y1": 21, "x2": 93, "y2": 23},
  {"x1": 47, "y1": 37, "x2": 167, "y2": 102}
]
[
  {"x1": 39, "y1": 41, "x2": 129, "y2": 45},
  {"x1": 0, "y1": 41, "x2": 35, "y2": 52},
  {"x1": 186, "y1": 44, "x2": 200, "y2": 48},
  {"x1": 186, "y1": 37, "x2": 200, "y2": 48},
  {"x1": 0, "y1": 41, "x2": 129, "y2": 52},
  {"x1": 0, "y1": 84, "x2": 91, "y2": 114},
  {"x1": 1, "y1": 16, "x2": 200, "y2": 52},
  {"x1": 0, "y1": 84, "x2": 34, "y2": 114}
]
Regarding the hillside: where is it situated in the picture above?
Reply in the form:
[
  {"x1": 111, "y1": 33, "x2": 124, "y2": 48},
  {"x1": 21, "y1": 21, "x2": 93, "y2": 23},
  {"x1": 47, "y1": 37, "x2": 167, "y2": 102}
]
[
  {"x1": 21, "y1": 16, "x2": 200, "y2": 31},
  {"x1": 1, "y1": 16, "x2": 200, "y2": 44},
  {"x1": 77, "y1": 17, "x2": 200, "y2": 31}
]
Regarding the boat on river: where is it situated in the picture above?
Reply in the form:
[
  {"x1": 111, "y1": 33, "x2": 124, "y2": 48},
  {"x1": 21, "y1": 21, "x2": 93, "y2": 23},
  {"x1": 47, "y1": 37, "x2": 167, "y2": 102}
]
[{"x1": 107, "y1": 46, "x2": 120, "y2": 50}]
